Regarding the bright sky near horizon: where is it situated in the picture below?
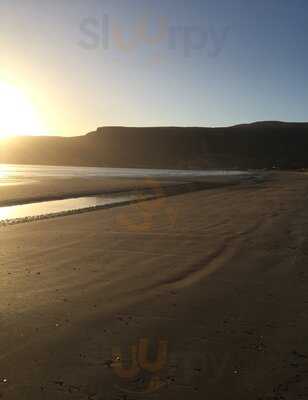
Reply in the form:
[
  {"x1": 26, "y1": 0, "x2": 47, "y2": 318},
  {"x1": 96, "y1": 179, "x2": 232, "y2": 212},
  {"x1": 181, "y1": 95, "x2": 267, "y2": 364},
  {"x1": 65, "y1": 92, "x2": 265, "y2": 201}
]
[{"x1": 0, "y1": 0, "x2": 308, "y2": 137}]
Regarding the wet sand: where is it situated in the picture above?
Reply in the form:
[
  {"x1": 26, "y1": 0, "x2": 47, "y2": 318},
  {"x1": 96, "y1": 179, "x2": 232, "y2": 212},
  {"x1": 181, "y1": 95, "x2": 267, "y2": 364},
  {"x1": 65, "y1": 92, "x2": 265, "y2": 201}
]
[{"x1": 1, "y1": 172, "x2": 308, "y2": 399}]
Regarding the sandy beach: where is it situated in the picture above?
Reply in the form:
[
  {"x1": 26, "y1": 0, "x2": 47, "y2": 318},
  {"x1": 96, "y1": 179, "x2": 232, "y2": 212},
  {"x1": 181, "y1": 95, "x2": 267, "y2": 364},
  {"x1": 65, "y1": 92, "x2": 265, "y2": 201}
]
[{"x1": 1, "y1": 171, "x2": 308, "y2": 399}]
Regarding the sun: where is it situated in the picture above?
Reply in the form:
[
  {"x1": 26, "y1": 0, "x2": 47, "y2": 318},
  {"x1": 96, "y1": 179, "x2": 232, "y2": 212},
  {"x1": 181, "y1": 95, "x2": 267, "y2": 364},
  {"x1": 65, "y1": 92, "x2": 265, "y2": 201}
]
[{"x1": 0, "y1": 81, "x2": 46, "y2": 139}]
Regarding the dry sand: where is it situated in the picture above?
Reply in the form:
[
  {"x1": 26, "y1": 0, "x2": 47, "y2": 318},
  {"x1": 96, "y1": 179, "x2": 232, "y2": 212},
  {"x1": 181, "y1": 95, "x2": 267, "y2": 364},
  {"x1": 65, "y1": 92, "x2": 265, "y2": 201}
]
[{"x1": 1, "y1": 171, "x2": 308, "y2": 399}]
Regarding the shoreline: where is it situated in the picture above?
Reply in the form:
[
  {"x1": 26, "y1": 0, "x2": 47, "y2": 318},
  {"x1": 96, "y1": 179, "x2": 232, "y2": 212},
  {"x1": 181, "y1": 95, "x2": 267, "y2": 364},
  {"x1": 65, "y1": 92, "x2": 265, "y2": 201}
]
[
  {"x1": 0, "y1": 180, "x2": 239, "y2": 226},
  {"x1": 0, "y1": 164, "x2": 254, "y2": 208},
  {"x1": 0, "y1": 168, "x2": 260, "y2": 211},
  {"x1": 0, "y1": 179, "x2": 231, "y2": 207}
]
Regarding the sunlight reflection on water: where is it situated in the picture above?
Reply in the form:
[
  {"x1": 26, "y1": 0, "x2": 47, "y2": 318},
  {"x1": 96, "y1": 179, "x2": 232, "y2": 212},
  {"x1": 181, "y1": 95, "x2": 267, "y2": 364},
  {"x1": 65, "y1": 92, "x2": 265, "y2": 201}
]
[
  {"x1": 0, "y1": 193, "x2": 150, "y2": 223},
  {"x1": 0, "y1": 206, "x2": 11, "y2": 220},
  {"x1": 0, "y1": 165, "x2": 8, "y2": 178}
]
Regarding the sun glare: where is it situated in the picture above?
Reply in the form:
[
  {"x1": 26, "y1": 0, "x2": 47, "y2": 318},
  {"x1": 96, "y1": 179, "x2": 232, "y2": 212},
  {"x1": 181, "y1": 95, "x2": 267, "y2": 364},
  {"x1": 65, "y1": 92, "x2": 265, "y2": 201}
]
[{"x1": 0, "y1": 81, "x2": 46, "y2": 138}]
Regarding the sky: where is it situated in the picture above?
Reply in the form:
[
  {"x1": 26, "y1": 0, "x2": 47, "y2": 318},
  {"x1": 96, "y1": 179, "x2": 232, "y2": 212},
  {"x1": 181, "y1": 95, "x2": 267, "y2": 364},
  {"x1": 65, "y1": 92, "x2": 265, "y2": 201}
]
[{"x1": 1, "y1": 0, "x2": 308, "y2": 136}]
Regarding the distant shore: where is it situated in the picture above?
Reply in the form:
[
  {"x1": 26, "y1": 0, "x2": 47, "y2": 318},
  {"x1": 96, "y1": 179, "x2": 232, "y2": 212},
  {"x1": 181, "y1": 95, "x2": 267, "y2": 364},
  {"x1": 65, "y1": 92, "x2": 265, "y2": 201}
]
[{"x1": 3, "y1": 122, "x2": 308, "y2": 170}]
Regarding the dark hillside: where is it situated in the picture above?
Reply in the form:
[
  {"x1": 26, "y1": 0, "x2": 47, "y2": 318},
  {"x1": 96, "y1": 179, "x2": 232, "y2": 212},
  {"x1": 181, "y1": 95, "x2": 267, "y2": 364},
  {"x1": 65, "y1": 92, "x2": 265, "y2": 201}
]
[{"x1": 2, "y1": 122, "x2": 308, "y2": 169}]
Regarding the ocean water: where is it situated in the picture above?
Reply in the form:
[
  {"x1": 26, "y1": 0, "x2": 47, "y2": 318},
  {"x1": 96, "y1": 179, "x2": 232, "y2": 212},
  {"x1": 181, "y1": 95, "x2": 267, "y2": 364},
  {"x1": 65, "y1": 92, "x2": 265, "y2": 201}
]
[{"x1": 0, "y1": 164, "x2": 247, "y2": 181}]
